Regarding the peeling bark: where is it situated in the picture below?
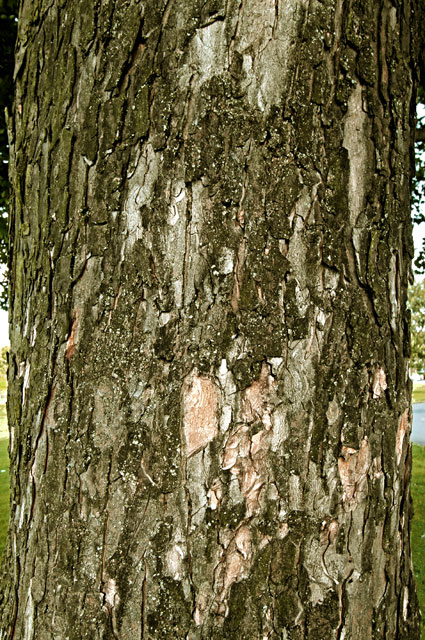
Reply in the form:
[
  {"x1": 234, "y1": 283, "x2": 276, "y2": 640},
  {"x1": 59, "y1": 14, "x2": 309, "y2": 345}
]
[
  {"x1": 0, "y1": 0, "x2": 421, "y2": 638},
  {"x1": 183, "y1": 370, "x2": 219, "y2": 457}
]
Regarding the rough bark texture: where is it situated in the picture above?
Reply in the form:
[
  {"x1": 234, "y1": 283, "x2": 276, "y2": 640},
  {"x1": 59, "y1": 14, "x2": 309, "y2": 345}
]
[{"x1": 0, "y1": 0, "x2": 421, "y2": 638}]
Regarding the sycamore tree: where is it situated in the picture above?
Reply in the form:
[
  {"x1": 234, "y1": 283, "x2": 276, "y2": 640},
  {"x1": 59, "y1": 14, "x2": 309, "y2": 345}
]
[{"x1": 0, "y1": 1, "x2": 424, "y2": 639}]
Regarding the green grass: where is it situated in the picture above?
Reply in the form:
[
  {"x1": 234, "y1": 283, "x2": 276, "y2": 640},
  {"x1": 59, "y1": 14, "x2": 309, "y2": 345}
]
[
  {"x1": 413, "y1": 383, "x2": 425, "y2": 404},
  {"x1": 412, "y1": 444, "x2": 425, "y2": 638},
  {"x1": 0, "y1": 402, "x2": 7, "y2": 439}
]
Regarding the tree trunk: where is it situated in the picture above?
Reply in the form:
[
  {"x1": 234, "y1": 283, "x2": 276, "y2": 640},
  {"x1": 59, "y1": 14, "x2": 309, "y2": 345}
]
[{"x1": 0, "y1": 0, "x2": 421, "y2": 638}]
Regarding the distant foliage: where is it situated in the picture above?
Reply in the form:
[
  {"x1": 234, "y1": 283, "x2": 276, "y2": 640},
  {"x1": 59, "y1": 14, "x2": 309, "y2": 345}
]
[
  {"x1": 0, "y1": 346, "x2": 8, "y2": 378},
  {"x1": 409, "y1": 279, "x2": 425, "y2": 373},
  {"x1": 0, "y1": 346, "x2": 7, "y2": 393},
  {"x1": 413, "y1": 100, "x2": 425, "y2": 272},
  {"x1": 413, "y1": 1, "x2": 425, "y2": 273},
  {"x1": 0, "y1": 0, "x2": 18, "y2": 309},
  {"x1": 413, "y1": 108, "x2": 425, "y2": 216}
]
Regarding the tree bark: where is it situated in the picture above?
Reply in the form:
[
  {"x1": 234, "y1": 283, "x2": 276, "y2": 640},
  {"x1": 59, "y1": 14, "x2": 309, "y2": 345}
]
[{"x1": 0, "y1": 0, "x2": 421, "y2": 638}]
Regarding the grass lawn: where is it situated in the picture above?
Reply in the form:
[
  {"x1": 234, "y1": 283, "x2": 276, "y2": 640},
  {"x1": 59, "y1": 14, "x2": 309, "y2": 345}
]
[
  {"x1": 413, "y1": 383, "x2": 425, "y2": 404},
  {"x1": 412, "y1": 444, "x2": 425, "y2": 639},
  {"x1": 0, "y1": 403, "x2": 7, "y2": 439}
]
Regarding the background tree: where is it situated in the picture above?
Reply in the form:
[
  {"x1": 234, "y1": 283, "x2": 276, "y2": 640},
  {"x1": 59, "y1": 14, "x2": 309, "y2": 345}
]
[
  {"x1": 0, "y1": 1, "x2": 423, "y2": 639},
  {"x1": 0, "y1": 345, "x2": 8, "y2": 377},
  {"x1": 0, "y1": 0, "x2": 18, "y2": 309},
  {"x1": 409, "y1": 280, "x2": 425, "y2": 372},
  {"x1": 411, "y1": 0, "x2": 425, "y2": 273}
]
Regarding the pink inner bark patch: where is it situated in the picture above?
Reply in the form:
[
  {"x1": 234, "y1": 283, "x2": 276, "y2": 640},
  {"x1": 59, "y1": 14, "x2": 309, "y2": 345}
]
[
  {"x1": 182, "y1": 370, "x2": 219, "y2": 457},
  {"x1": 221, "y1": 363, "x2": 275, "y2": 516},
  {"x1": 372, "y1": 366, "x2": 387, "y2": 399},
  {"x1": 207, "y1": 479, "x2": 222, "y2": 510},
  {"x1": 221, "y1": 423, "x2": 267, "y2": 516},
  {"x1": 396, "y1": 409, "x2": 409, "y2": 465},
  {"x1": 338, "y1": 438, "x2": 370, "y2": 510},
  {"x1": 241, "y1": 361, "x2": 275, "y2": 427},
  {"x1": 210, "y1": 524, "x2": 253, "y2": 618},
  {"x1": 65, "y1": 311, "x2": 79, "y2": 359},
  {"x1": 320, "y1": 519, "x2": 339, "y2": 546},
  {"x1": 200, "y1": 364, "x2": 279, "y2": 621},
  {"x1": 102, "y1": 577, "x2": 120, "y2": 610}
]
